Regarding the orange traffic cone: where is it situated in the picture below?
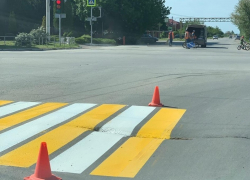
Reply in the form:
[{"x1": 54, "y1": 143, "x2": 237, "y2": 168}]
[
  {"x1": 148, "y1": 86, "x2": 163, "y2": 107},
  {"x1": 24, "y1": 142, "x2": 62, "y2": 180}
]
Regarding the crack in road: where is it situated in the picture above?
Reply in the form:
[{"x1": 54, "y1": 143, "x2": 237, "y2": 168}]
[
  {"x1": 35, "y1": 72, "x2": 228, "y2": 102},
  {"x1": 170, "y1": 136, "x2": 250, "y2": 140}
]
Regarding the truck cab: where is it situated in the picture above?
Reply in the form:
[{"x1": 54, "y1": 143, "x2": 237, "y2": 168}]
[{"x1": 187, "y1": 25, "x2": 207, "y2": 47}]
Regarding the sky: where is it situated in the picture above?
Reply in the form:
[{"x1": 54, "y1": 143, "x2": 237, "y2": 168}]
[{"x1": 165, "y1": 0, "x2": 240, "y2": 34}]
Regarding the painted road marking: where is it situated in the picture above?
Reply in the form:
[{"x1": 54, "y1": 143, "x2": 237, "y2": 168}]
[
  {"x1": 0, "y1": 103, "x2": 67, "y2": 132},
  {"x1": 136, "y1": 108, "x2": 186, "y2": 139},
  {"x1": 91, "y1": 137, "x2": 163, "y2": 178},
  {"x1": 0, "y1": 100, "x2": 187, "y2": 178},
  {"x1": 0, "y1": 100, "x2": 13, "y2": 106},
  {"x1": 65, "y1": 104, "x2": 126, "y2": 130},
  {"x1": 0, "y1": 104, "x2": 125, "y2": 167},
  {"x1": 0, "y1": 101, "x2": 40, "y2": 118},
  {"x1": 0, "y1": 103, "x2": 96, "y2": 153},
  {"x1": 99, "y1": 106, "x2": 155, "y2": 136},
  {"x1": 50, "y1": 132, "x2": 123, "y2": 174}
]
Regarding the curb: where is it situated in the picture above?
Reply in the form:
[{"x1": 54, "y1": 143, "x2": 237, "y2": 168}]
[
  {"x1": 82, "y1": 44, "x2": 117, "y2": 46},
  {"x1": 0, "y1": 47, "x2": 82, "y2": 51}
]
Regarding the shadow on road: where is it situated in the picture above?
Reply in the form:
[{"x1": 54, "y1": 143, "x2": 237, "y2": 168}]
[
  {"x1": 147, "y1": 41, "x2": 231, "y2": 49},
  {"x1": 206, "y1": 47, "x2": 228, "y2": 49},
  {"x1": 148, "y1": 41, "x2": 184, "y2": 46},
  {"x1": 163, "y1": 105, "x2": 178, "y2": 109},
  {"x1": 215, "y1": 44, "x2": 233, "y2": 46}
]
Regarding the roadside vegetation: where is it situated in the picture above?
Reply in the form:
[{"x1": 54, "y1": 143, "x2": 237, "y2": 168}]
[
  {"x1": 75, "y1": 35, "x2": 116, "y2": 45},
  {"x1": 0, "y1": 40, "x2": 79, "y2": 50},
  {"x1": 0, "y1": 0, "x2": 171, "y2": 45},
  {"x1": 231, "y1": 0, "x2": 250, "y2": 40}
]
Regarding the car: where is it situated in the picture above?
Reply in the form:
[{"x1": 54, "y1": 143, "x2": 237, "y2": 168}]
[
  {"x1": 139, "y1": 34, "x2": 158, "y2": 44},
  {"x1": 213, "y1": 35, "x2": 218, "y2": 40},
  {"x1": 235, "y1": 35, "x2": 241, "y2": 40}
]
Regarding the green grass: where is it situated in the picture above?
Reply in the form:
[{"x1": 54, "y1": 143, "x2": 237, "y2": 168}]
[
  {"x1": 0, "y1": 41, "x2": 79, "y2": 49},
  {"x1": 75, "y1": 35, "x2": 116, "y2": 45},
  {"x1": 0, "y1": 41, "x2": 15, "y2": 46}
]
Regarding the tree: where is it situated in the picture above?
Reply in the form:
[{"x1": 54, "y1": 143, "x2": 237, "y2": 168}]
[
  {"x1": 8, "y1": 11, "x2": 17, "y2": 35},
  {"x1": 231, "y1": 0, "x2": 250, "y2": 39},
  {"x1": 73, "y1": 0, "x2": 87, "y2": 21},
  {"x1": 1, "y1": 0, "x2": 172, "y2": 40},
  {"x1": 42, "y1": 16, "x2": 46, "y2": 29},
  {"x1": 30, "y1": 26, "x2": 48, "y2": 44},
  {"x1": 224, "y1": 31, "x2": 231, "y2": 37},
  {"x1": 207, "y1": 26, "x2": 224, "y2": 37},
  {"x1": 62, "y1": 0, "x2": 74, "y2": 30},
  {"x1": 96, "y1": 0, "x2": 171, "y2": 43}
]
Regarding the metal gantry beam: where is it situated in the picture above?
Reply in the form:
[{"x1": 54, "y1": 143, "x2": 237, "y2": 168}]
[{"x1": 179, "y1": 17, "x2": 231, "y2": 23}]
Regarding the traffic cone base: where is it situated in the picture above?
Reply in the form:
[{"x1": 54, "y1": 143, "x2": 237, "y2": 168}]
[
  {"x1": 148, "y1": 102, "x2": 163, "y2": 107},
  {"x1": 24, "y1": 142, "x2": 62, "y2": 180},
  {"x1": 24, "y1": 174, "x2": 62, "y2": 180},
  {"x1": 148, "y1": 86, "x2": 163, "y2": 107}
]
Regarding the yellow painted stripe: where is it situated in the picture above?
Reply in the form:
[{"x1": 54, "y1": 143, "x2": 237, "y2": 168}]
[
  {"x1": 0, "y1": 103, "x2": 67, "y2": 131},
  {"x1": 65, "y1": 104, "x2": 125, "y2": 130},
  {"x1": 91, "y1": 137, "x2": 163, "y2": 178},
  {"x1": 0, "y1": 104, "x2": 125, "y2": 167},
  {"x1": 0, "y1": 100, "x2": 13, "y2": 106},
  {"x1": 136, "y1": 108, "x2": 186, "y2": 139}
]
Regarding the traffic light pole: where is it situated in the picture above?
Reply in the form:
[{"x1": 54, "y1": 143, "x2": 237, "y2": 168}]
[
  {"x1": 59, "y1": 14, "x2": 61, "y2": 45},
  {"x1": 46, "y1": 0, "x2": 50, "y2": 39},
  {"x1": 91, "y1": 6, "x2": 93, "y2": 45}
]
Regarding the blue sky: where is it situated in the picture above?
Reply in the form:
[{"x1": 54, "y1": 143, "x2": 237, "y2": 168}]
[{"x1": 165, "y1": 0, "x2": 240, "y2": 34}]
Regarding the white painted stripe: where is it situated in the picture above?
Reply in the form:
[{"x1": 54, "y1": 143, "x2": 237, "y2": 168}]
[
  {"x1": 99, "y1": 106, "x2": 155, "y2": 136},
  {"x1": 0, "y1": 102, "x2": 40, "y2": 118},
  {"x1": 51, "y1": 132, "x2": 123, "y2": 174},
  {"x1": 0, "y1": 103, "x2": 96, "y2": 153}
]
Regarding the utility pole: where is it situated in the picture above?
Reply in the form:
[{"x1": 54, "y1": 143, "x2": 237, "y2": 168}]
[
  {"x1": 91, "y1": 6, "x2": 93, "y2": 45},
  {"x1": 86, "y1": 1, "x2": 101, "y2": 44},
  {"x1": 59, "y1": 14, "x2": 61, "y2": 45},
  {"x1": 46, "y1": 0, "x2": 50, "y2": 38}
]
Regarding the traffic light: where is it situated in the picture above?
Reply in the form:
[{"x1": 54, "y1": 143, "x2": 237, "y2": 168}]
[{"x1": 56, "y1": 0, "x2": 62, "y2": 14}]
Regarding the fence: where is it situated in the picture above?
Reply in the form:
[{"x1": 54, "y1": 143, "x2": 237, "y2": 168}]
[{"x1": 0, "y1": 36, "x2": 76, "y2": 48}]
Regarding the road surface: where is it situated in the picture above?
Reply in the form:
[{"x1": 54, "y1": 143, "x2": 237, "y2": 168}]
[{"x1": 1, "y1": 38, "x2": 250, "y2": 180}]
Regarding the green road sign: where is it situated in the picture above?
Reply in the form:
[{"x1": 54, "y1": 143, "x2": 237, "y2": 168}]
[
  {"x1": 87, "y1": 0, "x2": 96, "y2": 6},
  {"x1": 168, "y1": 27, "x2": 172, "y2": 31}
]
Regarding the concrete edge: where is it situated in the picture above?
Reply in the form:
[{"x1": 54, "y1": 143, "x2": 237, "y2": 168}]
[{"x1": 0, "y1": 47, "x2": 82, "y2": 51}]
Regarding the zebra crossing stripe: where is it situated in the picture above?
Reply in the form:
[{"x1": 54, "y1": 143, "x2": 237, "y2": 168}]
[
  {"x1": 0, "y1": 100, "x2": 13, "y2": 107},
  {"x1": 0, "y1": 103, "x2": 96, "y2": 153},
  {"x1": 99, "y1": 106, "x2": 155, "y2": 136},
  {"x1": 0, "y1": 101, "x2": 40, "y2": 118},
  {"x1": 91, "y1": 137, "x2": 163, "y2": 178},
  {"x1": 0, "y1": 103, "x2": 67, "y2": 131},
  {"x1": 136, "y1": 108, "x2": 186, "y2": 139},
  {"x1": 0, "y1": 100, "x2": 187, "y2": 178},
  {"x1": 50, "y1": 132, "x2": 123, "y2": 174},
  {"x1": 0, "y1": 104, "x2": 124, "y2": 167}
]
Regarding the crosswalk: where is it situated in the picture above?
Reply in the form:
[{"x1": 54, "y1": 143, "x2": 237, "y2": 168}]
[{"x1": 0, "y1": 100, "x2": 186, "y2": 178}]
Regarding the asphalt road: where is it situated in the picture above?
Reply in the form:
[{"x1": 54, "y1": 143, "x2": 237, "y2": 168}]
[{"x1": 1, "y1": 38, "x2": 250, "y2": 180}]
